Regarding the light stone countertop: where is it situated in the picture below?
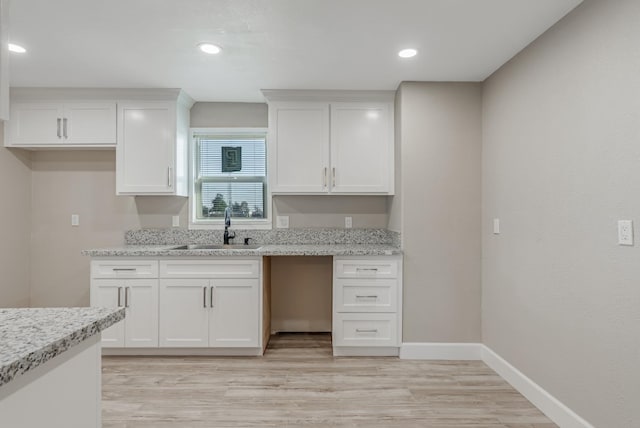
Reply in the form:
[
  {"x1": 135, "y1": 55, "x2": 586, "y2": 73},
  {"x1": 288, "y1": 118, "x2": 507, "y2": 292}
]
[
  {"x1": 0, "y1": 307, "x2": 125, "y2": 387},
  {"x1": 82, "y1": 244, "x2": 402, "y2": 257}
]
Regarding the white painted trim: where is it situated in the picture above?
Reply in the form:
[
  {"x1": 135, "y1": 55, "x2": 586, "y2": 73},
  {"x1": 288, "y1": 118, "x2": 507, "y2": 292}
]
[
  {"x1": 102, "y1": 347, "x2": 263, "y2": 357},
  {"x1": 332, "y1": 346, "x2": 399, "y2": 357},
  {"x1": 399, "y1": 342, "x2": 483, "y2": 360},
  {"x1": 481, "y1": 346, "x2": 595, "y2": 428}
]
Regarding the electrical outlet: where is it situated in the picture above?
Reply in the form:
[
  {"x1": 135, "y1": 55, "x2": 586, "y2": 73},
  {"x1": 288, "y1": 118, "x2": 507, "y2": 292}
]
[
  {"x1": 618, "y1": 220, "x2": 633, "y2": 246},
  {"x1": 172, "y1": 215, "x2": 180, "y2": 227},
  {"x1": 71, "y1": 214, "x2": 80, "y2": 227},
  {"x1": 493, "y1": 218, "x2": 500, "y2": 234},
  {"x1": 345, "y1": 216, "x2": 353, "y2": 228},
  {"x1": 276, "y1": 215, "x2": 289, "y2": 229}
]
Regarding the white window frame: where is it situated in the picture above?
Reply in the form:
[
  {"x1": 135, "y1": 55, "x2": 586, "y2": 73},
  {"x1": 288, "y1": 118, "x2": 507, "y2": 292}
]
[{"x1": 189, "y1": 127, "x2": 271, "y2": 230}]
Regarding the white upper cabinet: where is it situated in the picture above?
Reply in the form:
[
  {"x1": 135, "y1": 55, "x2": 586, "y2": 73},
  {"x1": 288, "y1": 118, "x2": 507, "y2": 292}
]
[
  {"x1": 264, "y1": 90, "x2": 395, "y2": 195},
  {"x1": 330, "y1": 102, "x2": 393, "y2": 194},
  {"x1": 6, "y1": 102, "x2": 116, "y2": 147},
  {"x1": 268, "y1": 102, "x2": 330, "y2": 193},
  {"x1": 116, "y1": 91, "x2": 193, "y2": 196}
]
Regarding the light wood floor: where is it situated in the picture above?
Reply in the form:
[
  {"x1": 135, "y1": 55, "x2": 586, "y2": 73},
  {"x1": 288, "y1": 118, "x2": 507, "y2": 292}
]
[{"x1": 102, "y1": 333, "x2": 556, "y2": 427}]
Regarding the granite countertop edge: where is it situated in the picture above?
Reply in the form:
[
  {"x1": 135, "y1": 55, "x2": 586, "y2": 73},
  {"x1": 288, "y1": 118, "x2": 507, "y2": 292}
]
[
  {"x1": 81, "y1": 244, "x2": 403, "y2": 257},
  {"x1": 0, "y1": 307, "x2": 125, "y2": 388}
]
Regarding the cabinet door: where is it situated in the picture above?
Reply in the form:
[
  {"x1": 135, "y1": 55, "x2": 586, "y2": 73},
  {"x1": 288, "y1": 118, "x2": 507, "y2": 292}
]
[
  {"x1": 269, "y1": 102, "x2": 330, "y2": 193},
  {"x1": 209, "y1": 278, "x2": 259, "y2": 347},
  {"x1": 90, "y1": 279, "x2": 125, "y2": 347},
  {"x1": 159, "y1": 279, "x2": 209, "y2": 347},
  {"x1": 63, "y1": 102, "x2": 116, "y2": 145},
  {"x1": 124, "y1": 279, "x2": 159, "y2": 348},
  {"x1": 117, "y1": 102, "x2": 176, "y2": 194},
  {"x1": 330, "y1": 102, "x2": 393, "y2": 194},
  {"x1": 8, "y1": 103, "x2": 64, "y2": 145}
]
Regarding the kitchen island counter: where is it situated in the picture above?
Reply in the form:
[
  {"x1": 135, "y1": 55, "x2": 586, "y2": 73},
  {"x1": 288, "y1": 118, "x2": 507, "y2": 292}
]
[
  {"x1": 0, "y1": 307, "x2": 125, "y2": 427},
  {"x1": 0, "y1": 307, "x2": 125, "y2": 387}
]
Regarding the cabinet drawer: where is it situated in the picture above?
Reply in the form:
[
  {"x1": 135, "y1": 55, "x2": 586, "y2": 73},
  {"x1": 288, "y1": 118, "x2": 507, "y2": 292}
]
[
  {"x1": 334, "y1": 279, "x2": 397, "y2": 313},
  {"x1": 335, "y1": 258, "x2": 398, "y2": 279},
  {"x1": 160, "y1": 259, "x2": 260, "y2": 279},
  {"x1": 333, "y1": 313, "x2": 398, "y2": 347},
  {"x1": 91, "y1": 260, "x2": 159, "y2": 279}
]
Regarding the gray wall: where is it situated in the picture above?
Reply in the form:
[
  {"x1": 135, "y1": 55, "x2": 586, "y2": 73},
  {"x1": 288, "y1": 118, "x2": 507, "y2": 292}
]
[
  {"x1": 0, "y1": 122, "x2": 31, "y2": 307},
  {"x1": 397, "y1": 82, "x2": 482, "y2": 343},
  {"x1": 482, "y1": 0, "x2": 640, "y2": 426}
]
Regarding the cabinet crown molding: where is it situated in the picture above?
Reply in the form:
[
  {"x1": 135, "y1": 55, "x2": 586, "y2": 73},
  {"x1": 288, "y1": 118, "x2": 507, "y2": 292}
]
[
  {"x1": 10, "y1": 87, "x2": 194, "y2": 107},
  {"x1": 261, "y1": 89, "x2": 395, "y2": 103}
]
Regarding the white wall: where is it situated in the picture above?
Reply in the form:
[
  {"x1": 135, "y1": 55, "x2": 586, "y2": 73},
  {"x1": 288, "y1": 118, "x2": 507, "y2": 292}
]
[
  {"x1": 0, "y1": 122, "x2": 31, "y2": 307},
  {"x1": 397, "y1": 82, "x2": 482, "y2": 343},
  {"x1": 482, "y1": 0, "x2": 640, "y2": 426}
]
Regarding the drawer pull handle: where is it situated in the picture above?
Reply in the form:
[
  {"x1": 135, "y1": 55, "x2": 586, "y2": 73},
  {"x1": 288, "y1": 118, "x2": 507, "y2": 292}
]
[
  {"x1": 356, "y1": 329, "x2": 378, "y2": 333},
  {"x1": 356, "y1": 268, "x2": 379, "y2": 272},
  {"x1": 112, "y1": 268, "x2": 137, "y2": 272},
  {"x1": 355, "y1": 295, "x2": 378, "y2": 299}
]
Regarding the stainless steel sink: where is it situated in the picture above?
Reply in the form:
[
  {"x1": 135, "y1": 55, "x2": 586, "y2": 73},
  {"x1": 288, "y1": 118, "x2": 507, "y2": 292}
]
[{"x1": 171, "y1": 244, "x2": 262, "y2": 250}]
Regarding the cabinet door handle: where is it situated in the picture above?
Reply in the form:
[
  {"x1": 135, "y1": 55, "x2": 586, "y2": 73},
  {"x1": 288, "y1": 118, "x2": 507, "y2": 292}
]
[
  {"x1": 57, "y1": 118, "x2": 62, "y2": 138},
  {"x1": 332, "y1": 167, "x2": 336, "y2": 188},
  {"x1": 63, "y1": 118, "x2": 68, "y2": 139},
  {"x1": 356, "y1": 329, "x2": 378, "y2": 333},
  {"x1": 323, "y1": 167, "x2": 327, "y2": 188},
  {"x1": 355, "y1": 295, "x2": 378, "y2": 299},
  {"x1": 117, "y1": 286, "x2": 122, "y2": 307},
  {"x1": 203, "y1": 286, "x2": 207, "y2": 308},
  {"x1": 210, "y1": 286, "x2": 215, "y2": 308},
  {"x1": 167, "y1": 166, "x2": 172, "y2": 188},
  {"x1": 124, "y1": 286, "x2": 130, "y2": 308}
]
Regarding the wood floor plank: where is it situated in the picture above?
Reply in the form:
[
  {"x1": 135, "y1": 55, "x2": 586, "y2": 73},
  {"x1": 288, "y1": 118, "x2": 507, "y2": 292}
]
[{"x1": 102, "y1": 333, "x2": 556, "y2": 427}]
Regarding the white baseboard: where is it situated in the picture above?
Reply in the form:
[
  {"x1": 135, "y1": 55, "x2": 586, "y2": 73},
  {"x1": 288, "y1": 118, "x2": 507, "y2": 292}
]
[
  {"x1": 399, "y1": 342, "x2": 593, "y2": 428},
  {"x1": 399, "y1": 342, "x2": 483, "y2": 360},
  {"x1": 481, "y1": 346, "x2": 594, "y2": 428},
  {"x1": 333, "y1": 346, "x2": 399, "y2": 357}
]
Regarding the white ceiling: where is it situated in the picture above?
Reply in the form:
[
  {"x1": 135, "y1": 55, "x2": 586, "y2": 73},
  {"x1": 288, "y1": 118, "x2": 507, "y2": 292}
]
[{"x1": 8, "y1": 0, "x2": 582, "y2": 102}]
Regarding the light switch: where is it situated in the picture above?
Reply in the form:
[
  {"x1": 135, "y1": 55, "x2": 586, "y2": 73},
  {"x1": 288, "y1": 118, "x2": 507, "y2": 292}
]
[
  {"x1": 618, "y1": 220, "x2": 633, "y2": 246},
  {"x1": 345, "y1": 216, "x2": 353, "y2": 228},
  {"x1": 71, "y1": 214, "x2": 80, "y2": 227},
  {"x1": 493, "y1": 218, "x2": 500, "y2": 234},
  {"x1": 276, "y1": 215, "x2": 289, "y2": 229}
]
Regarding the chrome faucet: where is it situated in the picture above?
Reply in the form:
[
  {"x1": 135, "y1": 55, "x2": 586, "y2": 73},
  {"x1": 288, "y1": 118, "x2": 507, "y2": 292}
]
[{"x1": 223, "y1": 207, "x2": 235, "y2": 245}]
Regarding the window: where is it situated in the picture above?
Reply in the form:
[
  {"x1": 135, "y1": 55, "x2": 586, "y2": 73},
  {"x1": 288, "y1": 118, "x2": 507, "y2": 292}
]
[{"x1": 190, "y1": 129, "x2": 269, "y2": 228}]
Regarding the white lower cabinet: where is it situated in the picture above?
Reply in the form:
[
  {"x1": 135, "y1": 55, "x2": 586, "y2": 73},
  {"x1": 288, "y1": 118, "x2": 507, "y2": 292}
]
[
  {"x1": 158, "y1": 259, "x2": 261, "y2": 348},
  {"x1": 332, "y1": 256, "x2": 402, "y2": 356},
  {"x1": 90, "y1": 277, "x2": 159, "y2": 348}
]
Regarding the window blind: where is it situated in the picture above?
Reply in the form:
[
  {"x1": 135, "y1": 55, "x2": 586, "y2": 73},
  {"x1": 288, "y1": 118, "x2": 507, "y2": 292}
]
[{"x1": 194, "y1": 133, "x2": 267, "y2": 220}]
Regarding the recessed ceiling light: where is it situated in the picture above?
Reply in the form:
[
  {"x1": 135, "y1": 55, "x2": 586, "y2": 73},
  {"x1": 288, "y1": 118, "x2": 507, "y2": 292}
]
[
  {"x1": 398, "y1": 48, "x2": 417, "y2": 58},
  {"x1": 198, "y1": 43, "x2": 222, "y2": 55},
  {"x1": 8, "y1": 43, "x2": 26, "y2": 54}
]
